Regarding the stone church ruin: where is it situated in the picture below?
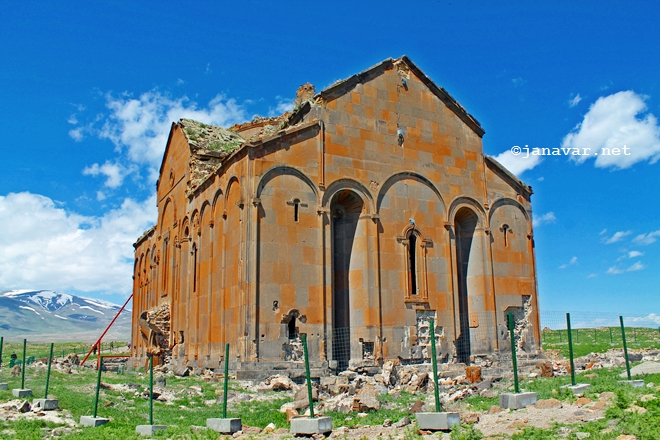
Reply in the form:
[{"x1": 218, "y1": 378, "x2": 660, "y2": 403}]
[{"x1": 131, "y1": 56, "x2": 541, "y2": 378}]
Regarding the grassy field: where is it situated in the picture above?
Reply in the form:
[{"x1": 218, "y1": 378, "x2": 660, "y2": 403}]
[
  {"x1": 0, "y1": 329, "x2": 658, "y2": 439},
  {"x1": 1, "y1": 341, "x2": 129, "y2": 365},
  {"x1": 541, "y1": 326, "x2": 660, "y2": 358}
]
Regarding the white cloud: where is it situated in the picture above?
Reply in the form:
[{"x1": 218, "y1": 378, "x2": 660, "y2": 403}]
[
  {"x1": 559, "y1": 256, "x2": 578, "y2": 269},
  {"x1": 562, "y1": 91, "x2": 660, "y2": 169},
  {"x1": 83, "y1": 161, "x2": 134, "y2": 189},
  {"x1": 616, "y1": 250, "x2": 644, "y2": 262},
  {"x1": 270, "y1": 97, "x2": 294, "y2": 116},
  {"x1": 569, "y1": 94, "x2": 582, "y2": 107},
  {"x1": 626, "y1": 313, "x2": 660, "y2": 325},
  {"x1": 72, "y1": 90, "x2": 248, "y2": 186},
  {"x1": 493, "y1": 149, "x2": 542, "y2": 177},
  {"x1": 633, "y1": 230, "x2": 660, "y2": 245},
  {"x1": 604, "y1": 230, "x2": 632, "y2": 244},
  {"x1": 586, "y1": 273, "x2": 597, "y2": 278},
  {"x1": 0, "y1": 192, "x2": 156, "y2": 296},
  {"x1": 607, "y1": 260, "x2": 645, "y2": 275},
  {"x1": 68, "y1": 127, "x2": 84, "y2": 142},
  {"x1": 533, "y1": 212, "x2": 556, "y2": 227}
]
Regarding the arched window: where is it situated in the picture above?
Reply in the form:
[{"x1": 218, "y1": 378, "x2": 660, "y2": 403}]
[
  {"x1": 400, "y1": 226, "x2": 430, "y2": 302},
  {"x1": 407, "y1": 232, "x2": 419, "y2": 296},
  {"x1": 192, "y1": 243, "x2": 198, "y2": 293}
]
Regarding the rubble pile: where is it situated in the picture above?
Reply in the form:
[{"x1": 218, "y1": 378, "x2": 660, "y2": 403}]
[{"x1": 528, "y1": 348, "x2": 660, "y2": 378}]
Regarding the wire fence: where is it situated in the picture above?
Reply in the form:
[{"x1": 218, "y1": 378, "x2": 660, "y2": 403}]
[{"x1": 323, "y1": 310, "x2": 660, "y2": 370}]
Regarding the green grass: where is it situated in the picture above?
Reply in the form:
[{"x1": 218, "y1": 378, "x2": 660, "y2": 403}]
[
  {"x1": 1, "y1": 335, "x2": 660, "y2": 439},
  {"x1": 541, "y1": 326, "x2": 660, "y2": 358},
  {"x1": 1, "y1": 341, "x2": 129, "y2": 364}
]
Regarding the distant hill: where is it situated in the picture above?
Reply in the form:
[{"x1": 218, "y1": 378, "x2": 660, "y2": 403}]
[{"x1": 0, "y1": 290, "x2": 131, "y2": 342}]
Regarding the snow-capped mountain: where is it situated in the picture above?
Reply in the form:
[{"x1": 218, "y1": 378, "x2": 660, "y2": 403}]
[{"x1": 0, "y1": 290, "x2": 132, "y2": 342}]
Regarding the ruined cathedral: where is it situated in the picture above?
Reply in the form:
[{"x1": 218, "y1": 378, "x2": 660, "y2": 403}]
[{"x1": 131, "y1": 56, "x2": 540, "y2": 378}]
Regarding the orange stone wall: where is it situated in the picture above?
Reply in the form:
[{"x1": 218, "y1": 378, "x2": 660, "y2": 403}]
[{"x1": 131, "y1": 60, "x2": 539, "y2": 373}]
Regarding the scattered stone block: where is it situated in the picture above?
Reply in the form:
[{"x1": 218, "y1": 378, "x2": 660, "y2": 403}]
[
  {"x1": 17, "y1": 400, "x2": 31, "y2": 413},
  {"x1": 136, "y1": 425, "x2": 167, "y2": 435},
  {"x1": 465, "y1": 366, "x2": 482, "y2": 383},
  {"x1": 393, "y1": 416, "x2": 411, "y2": 428},
  {"x1": 499, "y1": 392, "x2": 538, "y2": 409},
  {"x1": 0, "y1": 383, "x2": 7, "y2": 390},
  {"x1": 618, "y1": 380, "x2": 645, "y2": 388},
  {"x1": 408, "y1": 400, "x2": 424, "y2": 414},
  {"x1": 12, "y1": 389, "x2": 32, "y2": 398},
  {"x1": 416, "y1": 412, "x2": 460, "y2": 431},
  {"x1": 535, "y1": 398, "x2": 562, "y2": 409},
  {"x1": 561, "y1": 384, "x2": 591, "y2": 395},
  {"x1": 80, "y1": 416, "x2": 109, "y2": 427},
  {"x1": 536, "y1": 361, "x2": 554, "y2": 378},
  {"x1": 460, "y1": 412, "x2": 480, "y2": 424},
  {"x1": 206, "y1": 418, "x2": 242, "y2": 434},
  {"x1": 290, "y1": 416, "x2": 332, "y2": 435},
  {"x1": 32, "y1": 398, "x2": 59, "y2": 410}
]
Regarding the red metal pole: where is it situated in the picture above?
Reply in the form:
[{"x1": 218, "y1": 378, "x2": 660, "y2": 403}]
[{"x1": 81, "y1": 293, "x2": 133, "y2": 367}]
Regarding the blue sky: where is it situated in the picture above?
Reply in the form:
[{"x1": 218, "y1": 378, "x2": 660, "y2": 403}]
[{"x1": 1, "y1": 1, "x2": 658, "y2": 319}]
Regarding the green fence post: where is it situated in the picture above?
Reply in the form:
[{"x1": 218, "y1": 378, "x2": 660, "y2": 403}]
[
  {"x1": 93, "y1": 356, "x2": 103, "y2": 418},
  {"x1": 566, "y1": 313, "x2": 576, "y2": 386},
  {"x1": 223, "y1": 343, "x2": 229, "y2": 419},
  {"x1": 610, "y1": 327, "x2": 613, "y2": 343},
  {"x1": 508, "y1": 313, "x2": 520, "y2": 393},
  {"x1": 301, "y1": 334, "x2": 315, "y2": 418},
  {"x1": 148, "y1": 354, "x2": 154, "y2": 425},
  {"x1": 620, "y1": 316, "x2": 631, "y2": 381},
  {"x1": 576, "y1": 328, "x2": 579, "y2": 343},
  {"x1": 429, "y1": 318, "x2": 441, "y2": 412},
  {"x1": 21, "y1": 339, "x2": 27, "y2": 389},
  {"x1": 44, "y1": 343, "x2": 54, "y2": 398},
  {"x1": 0, "y1": 336, "x2": 3, "y2": 369}
]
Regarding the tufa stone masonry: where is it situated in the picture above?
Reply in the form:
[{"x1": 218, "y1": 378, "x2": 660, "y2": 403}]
[{"x1": 131, "y1": 56, "x2": 541, "y2": 378}]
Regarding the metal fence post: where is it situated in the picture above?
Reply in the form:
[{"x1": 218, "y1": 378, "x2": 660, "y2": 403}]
[
  {"x1": 93, "y1": 356, "x2": 103, "y2": 418},
  {"x1": 508, "y1": 313, "x2": 520, "y2": 393},
  {"x1": 620, "y1": 316, "x2": 631, "y2": 381},
  {"x1": 566, "y1": 313, "x2": 576, "y2": 386},
  {"x1": 148, "y1": 354, "x2": 154, "y2": 425},
  {"x1": 429, "y1": 318, "x2": 441, "y2": 412},
  {"x1": 44, "y1": 343, "x2": 54, "y2": 398},
  {"x1": 223, "y1": 343, "x2": 229, "y2": 419},
  {"x1": 302, "y1": 334, "x2": 315, "y2": 419},
  {"x1": 21, "y1": 339, "x2": 27, "y2": 389}
]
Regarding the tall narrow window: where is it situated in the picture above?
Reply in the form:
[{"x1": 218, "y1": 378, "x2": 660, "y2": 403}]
[
  {"x1": 501, "y1": 224, "x2": 510, "y2": 247},
  {"x1": 192, "y1": 244, "x2": 198, "y2": 292},
  {"x1": 162, "y1": 238, "x2": 169, "y2": 292},
  {"x1": 408, "y1": 234, "x2": 418, "y2": 296}
]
